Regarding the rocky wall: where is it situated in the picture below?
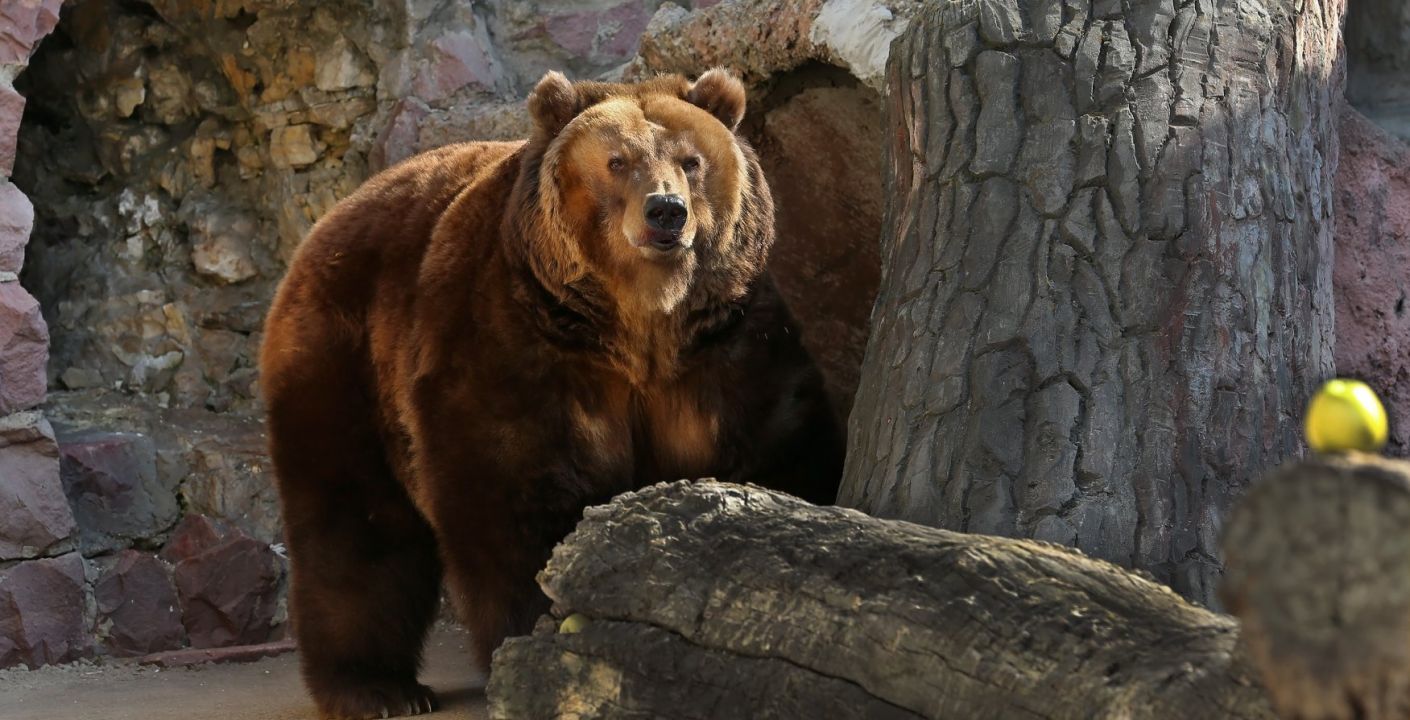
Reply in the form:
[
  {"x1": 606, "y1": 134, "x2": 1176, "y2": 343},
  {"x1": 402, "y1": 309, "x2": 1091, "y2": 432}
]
[
  {"x1": 1335, "y1": 106, "x2": 1410, "y2": 456},
  {"x1": 1335, "y1": 0, "x2": 1410, "y2": 454},
  {"x1": 0, "y1": 0, "x2": 272, "y2": 671},
  {"x1": 0, "y1": 0, "x2": 86, "y2": 670}
]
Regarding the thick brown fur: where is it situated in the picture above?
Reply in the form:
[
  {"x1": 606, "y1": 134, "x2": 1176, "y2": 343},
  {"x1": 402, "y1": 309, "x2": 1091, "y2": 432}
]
[{"x1": 260, "y1": 69, "x2": 842, "y2": 719}]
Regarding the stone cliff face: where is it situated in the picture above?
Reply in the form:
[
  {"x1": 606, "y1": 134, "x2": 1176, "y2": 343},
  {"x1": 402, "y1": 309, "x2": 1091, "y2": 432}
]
[
  {"x1": 0, "y1": 0, "x2": 82, "y2": 671},
  {"x1": 1335, "y1": 107, "x2": 1410, "y2": 455}
]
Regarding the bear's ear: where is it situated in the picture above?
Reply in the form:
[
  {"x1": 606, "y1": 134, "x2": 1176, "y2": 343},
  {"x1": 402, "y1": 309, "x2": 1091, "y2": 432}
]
[
  {"x1": 529, "y1": 71, "x2": 581, "y2": 136},
  {"x1": 687, "y1": 68, "x2": 746, "y2": 132}
]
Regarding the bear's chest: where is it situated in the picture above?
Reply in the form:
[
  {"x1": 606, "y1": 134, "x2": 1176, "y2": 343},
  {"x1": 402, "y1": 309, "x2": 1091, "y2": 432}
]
[{"x1": 569, "y1": 382, "x2": 721, "y2": 482}]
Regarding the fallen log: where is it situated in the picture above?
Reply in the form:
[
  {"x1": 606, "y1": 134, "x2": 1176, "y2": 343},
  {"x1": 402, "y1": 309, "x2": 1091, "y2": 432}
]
[
  {"x1": 1222, "y1": 453, "x2": 1410, "y2": 720},
  {"x1": 487, "y1": 480, "x2": 1274, "y2": 719}
]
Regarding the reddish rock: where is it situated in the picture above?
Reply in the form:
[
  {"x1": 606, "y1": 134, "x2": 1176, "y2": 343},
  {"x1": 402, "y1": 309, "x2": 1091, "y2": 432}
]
[
  {"x1": 1335, "y1": 106, "x2": 1410, "y2": 455},
  {"x1": 159, "y1": 513, "x2": 234, "y2": 565},
  {"x1": 176, "y1": 413, "x2": 285, "y2": 544},
  {"x1": 752, "y1": 80, "x2": 884, "y2": 417},
  {"x1": 0, "y1": 180, "x2": 33, "y2": 273},
  {"x1": 540, "y1": 11, "x2": 596, "y2": 57},
  {"x1": 545, "y1": 1, "x2": 655, "y2": 61},
  {"x1": 0, "y1": 282, "x2": 47, "y2": 414},
  {"x1": 57, "y1": 430, "x2": 179, "y2": 555},
  {"x1": 631, "y1": 0, "x2": 824, "y2": 82},
  {"x1": 0, "y1": 84, "x2": 26, "y2": 177},
  {"x1": 413, "y1": 101, "x2": 533, "y2": 154},
  {"x1": 0, "y1": 552, "x2": 90, "y2": 668},
  {"x1": 137, "y1": 638, "x2": 295, "y2": 668},
  {"x1": 0, "y1": 412, "x2": 73, "y2": 560},
  {"x1": 172, "y1": 533, "x2": 283, "y2": 648},
  {"x1": 0, "y1": 0, "x2": 62, "y2": 66},
  {"x1": 369, "y1": 98, "x2": 429, "y2": 173},
  {"x1": 94, "y1": 550, "x2": 184, "y2": 656},
  {"x1": 412, "y1": 29, "x2": 499, "y2": 102}
]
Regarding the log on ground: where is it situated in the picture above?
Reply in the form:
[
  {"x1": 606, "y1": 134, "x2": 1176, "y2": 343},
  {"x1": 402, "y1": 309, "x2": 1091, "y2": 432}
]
[{"x1": 487, "y1": 480, "x2": 1274, "y2": 719}]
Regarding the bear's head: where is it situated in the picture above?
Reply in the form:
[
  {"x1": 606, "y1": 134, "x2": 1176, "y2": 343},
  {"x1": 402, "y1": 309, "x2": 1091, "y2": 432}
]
[{"x1": 511, "y1": 69, "x2": 772, "y2": 320}]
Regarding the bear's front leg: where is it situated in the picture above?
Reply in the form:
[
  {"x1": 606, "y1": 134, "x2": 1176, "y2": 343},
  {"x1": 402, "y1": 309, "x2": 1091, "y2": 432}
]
[
  {"x1": 425, "y1": 465, "x2": 604, "y2": 670},
  {"x1": 405, "y1": 345, "x2": 639, "y2": 670},
  {"x1": 264, "y1": 317, "x2": 446, "y2": 720}
]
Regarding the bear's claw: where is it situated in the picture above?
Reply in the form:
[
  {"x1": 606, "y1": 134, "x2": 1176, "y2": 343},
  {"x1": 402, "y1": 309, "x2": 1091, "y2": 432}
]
[{"x1": 313, "y1": 680, "x2": 438, "y2": 719}]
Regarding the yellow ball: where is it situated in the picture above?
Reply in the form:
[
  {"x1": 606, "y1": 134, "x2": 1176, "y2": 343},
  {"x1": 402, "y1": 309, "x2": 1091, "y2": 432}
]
[
  {"x1": 1305, "y1": 379, "x2": 1388, "y2": 453},
  {"x1": 558, "y1": 613, "x2": 590, "y2": 634}
]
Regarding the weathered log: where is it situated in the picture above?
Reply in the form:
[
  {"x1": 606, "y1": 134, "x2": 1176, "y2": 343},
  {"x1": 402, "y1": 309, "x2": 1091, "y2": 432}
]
[
  {"x1": 1222, "y1": 454, "x2": 1410, "y2": 720},
  {"x1": 838, "y1": 0, "x2": 1347, "y2": 605},
  {"x1": 487, "y1": 480, "x2": 1274, "y2": 719}
]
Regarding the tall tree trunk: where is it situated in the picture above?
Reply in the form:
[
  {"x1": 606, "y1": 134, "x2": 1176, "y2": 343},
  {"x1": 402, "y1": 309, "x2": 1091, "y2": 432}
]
[{"x1": 839, "y1": 0, "x2": 1346, "y2": 605}]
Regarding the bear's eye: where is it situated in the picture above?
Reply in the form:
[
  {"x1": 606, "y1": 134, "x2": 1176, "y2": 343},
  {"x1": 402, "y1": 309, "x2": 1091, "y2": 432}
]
[
  {"x1": 608, "y1": 157, "x2": 626, "y2": 172},
  {"x1": 681, "y1": 156, "x2": 702, "y2": 173}
]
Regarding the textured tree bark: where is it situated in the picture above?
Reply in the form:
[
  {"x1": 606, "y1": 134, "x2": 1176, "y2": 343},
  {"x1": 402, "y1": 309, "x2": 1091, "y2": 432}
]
[
  {"x1": 1222, "y1": 454, "x2": 1410, "y2": 720},
  {"x1": 839, "y1": 0, "x2": 1346, "y2": 605},
  {"x1": 487, "y1": 480, "x2": 1275, "y2": 720}
]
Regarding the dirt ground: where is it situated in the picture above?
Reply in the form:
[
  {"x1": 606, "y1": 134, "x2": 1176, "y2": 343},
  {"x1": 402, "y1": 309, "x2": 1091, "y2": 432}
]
[{"x1": 0, "y1": 624, "x2": 488, "y2": 720}]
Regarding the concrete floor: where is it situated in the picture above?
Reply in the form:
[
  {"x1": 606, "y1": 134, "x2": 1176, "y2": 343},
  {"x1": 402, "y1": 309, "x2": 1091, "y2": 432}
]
[{"x1": 0, "y1": 625, "x2": 489, "y2": 720}]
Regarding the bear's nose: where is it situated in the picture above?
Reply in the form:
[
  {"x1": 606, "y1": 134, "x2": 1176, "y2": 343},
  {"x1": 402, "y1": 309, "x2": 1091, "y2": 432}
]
[{"x1": 644, "y1": 194, "x2": 688, "y2": 233}]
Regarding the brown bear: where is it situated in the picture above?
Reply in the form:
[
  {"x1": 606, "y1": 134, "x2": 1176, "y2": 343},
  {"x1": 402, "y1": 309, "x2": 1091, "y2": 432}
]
[{"x1": 259, "y1": 68, "x2": 843, "y2": 719}]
